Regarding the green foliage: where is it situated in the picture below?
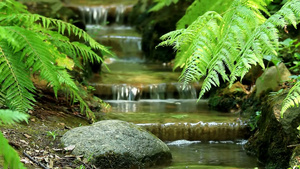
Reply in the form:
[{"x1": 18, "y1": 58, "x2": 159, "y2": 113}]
[
  {"x1": 148, "y1": 0, "x2": 180, "y2": 12},
  {"x1": 0, "y1": 109, "x2": 28, "y2": 169},
  {"x1": 279, "y1": 38, "x2": 300, "y2": 73},
  {"x1": 0, "y1": 109, "x2": 29, "y2": 125},
  {"x1": 176, "y1": 0, "x2": 233, "y2": 29},
  {"x1": 0, "y1": 0, "x2": 112, "y2": 119},
  {"x1": 249, "y1": 111, "x2": 262, "y2": 131},
  {"x1": 47, "y1": 130, "x2": 58, "y2": 141},
  {"x1": 159, "y1": 0, "x2": 300, "y2": 116}
]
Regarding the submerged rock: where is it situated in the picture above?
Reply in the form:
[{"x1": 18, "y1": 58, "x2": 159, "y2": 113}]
[{"x1": 61, "y1": 120, "x2": 172, "y2": 168}]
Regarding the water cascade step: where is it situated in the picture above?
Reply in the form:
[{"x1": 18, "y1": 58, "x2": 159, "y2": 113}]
[
  {"x1": 91, "y1": 83, "x2": 201, "y2": 100},
  {"x1": 137, "y1": 122, "x2": 249, "y2": 141},
  {"x1": 78, "y1": 5, "x2": 133, "y2": 26},
  {"x1": 72, "y1": 1, "x2": 259, "y2": 167}
]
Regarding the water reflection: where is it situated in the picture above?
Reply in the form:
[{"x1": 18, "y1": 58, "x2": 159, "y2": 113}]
[
  {"x1": 105, "y1": 99, "x2": 214, "y2": 113},
  {"x1": 167, "y1": 140, "x2": 263, "y2": 169}
]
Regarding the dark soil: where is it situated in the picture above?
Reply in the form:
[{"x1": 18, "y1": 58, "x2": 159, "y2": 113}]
[{"x1": 0, "y1": 86, "x2": 98, "y2": 169}]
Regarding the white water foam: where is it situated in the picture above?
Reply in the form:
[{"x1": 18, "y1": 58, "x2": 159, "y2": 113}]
[{"x1": 167, "y1": 140, "x2": 201, "y2": 146}]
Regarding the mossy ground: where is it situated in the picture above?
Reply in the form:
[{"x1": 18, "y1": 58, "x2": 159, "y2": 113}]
[{"x1": 0, "y1": 86, "x2": 91, "y2": 169}]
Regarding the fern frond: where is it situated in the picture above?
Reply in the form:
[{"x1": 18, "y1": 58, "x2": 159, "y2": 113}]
[
  {"x1": 0, "y1": 92, "x2": 4, "y2": 107},
  {"x1": 176, "y1": 0, "x2": 232, "y2": 29},
  {"x1": 38, "y1": 29, "x2": 104, "y2": 69},
  {"x1": 0, "y1": 13, "x2": 113, "y2": 56},
  {"x1": 0, "y1": 132, "x2": 26, "y2": 169},
  {"x1": 0, "y1": 41, "x2": 36, "y2": 112},
  {"x1": 148, "y1": 0, "x2": 179, "y2": 12},
  {"x1": 0, "y1": 0, "x2": 29, "y2": 15},
  {"x1": 56, "y1": 69, "x2": 94, "y2": 119},
  {"x1": 281, "y1": 81, "x2": 300, "y2": 117},
  {"x1": 2, "y1": 26, "x2": 62, "y2": 94},
  {"x1": 0, "y1": 109, "x2": 27, "y2": 169},
  {"x1": 159, "y1": 11, "x2": 222, "y2": 70},
  {"x1": 0, "y1": 109, "x2": 29, "y2": 125},
  {"x1": 229, "y1": 0, "x2": 300, "y2": 86}
]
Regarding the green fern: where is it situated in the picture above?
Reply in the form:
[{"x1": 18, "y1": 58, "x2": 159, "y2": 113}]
[
  {"x1": 176, "y1": 0, "x2": 233, "y2": 29},
  {"x1": 159, "y1": 0, "x2": 300, "y2": 115},
  {"x1": 281, "y1": 81, "x2": 300, "y2": 117},
  {"x1": 0, "y1": 0, "x2": 112, "y2": 118},
  {"x1": 148, "y1": 0, "x2": 180, "y2": 12},
  {"x1": 0, "y1": 109, "x2": 29, "y2": 125},
  {"x1": 0, "y1": 109, "x2": 28, "y2": 169}
]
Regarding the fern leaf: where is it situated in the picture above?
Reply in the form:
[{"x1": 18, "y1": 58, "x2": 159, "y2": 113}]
[
  {"x1": 148, "y1": 0, "x2": 179, "y2": 12},
  {"x1": 0, "y1": 109, "x2": 27, "y2": 169},
  {"x1": 176, "y1": 0, "x2": 232, "y2": 29},
  {"x1": 159, "y1": 0, "x2": 275, "y2": 99},
  {"x1": 56, "y1": 69, "x2": 94, "y2": 119},
  {"x1": 0, "y1": 91, "x2": 4, "y2": 106},
  {"x1": 2, "y1": 26, "x2": 62, "y2": 94},
  {"x1": 0, "y1": 13, "x2": 113, "y2": 57},
  {"x1": 0, "y1": 109, "x2": 29, "y2": 125},
  {"x1": 0, "y1": 0, "x2": 29, "y2": 15},
  {"x1": 229, "y1": 0, "x2": 300, "y2": 86},
  {"x1": 0, "y1": 41, "x2": 36, "y2": 112},
  {"x1": 281, "y1": 81, "x2": 300, "y2": 117},
  {"x1": 0, "y1": 132, "x2": 26, "y2": 169}
]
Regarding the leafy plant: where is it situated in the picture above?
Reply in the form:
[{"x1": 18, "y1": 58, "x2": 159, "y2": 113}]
[
  {"x1": 176, "y1": 0, "x2": 233, "y2": 29},
  {"x1": 279, "y1": 38, "x2": 300, "y2": 73},
  {"x1": 0, "y1": 109, "x2": 29, "y2": 169},
  {"x1": 158, "y1": 0, "x2": 300, "y2": 117},
  {"x1": 249, "y1": 111, "x2": 262, "y2": 131},
  {"x1": 47, "y1": 130, "x2": 58, "y2": 141},
  {"x1": 0, "y1": 0, "x2": 112, "y2": 119},
  {"x1": 148, "y1": 0, "x2": 180, "y2": 12}
]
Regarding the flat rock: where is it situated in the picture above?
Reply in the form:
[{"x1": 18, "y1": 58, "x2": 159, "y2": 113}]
[{"x1": 61, "y1": 120, "x2": 172, "y2": 168}]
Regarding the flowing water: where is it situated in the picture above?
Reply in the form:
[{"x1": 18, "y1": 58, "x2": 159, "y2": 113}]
[{"x1": 73, "y1": 2, "x2": 263, "y2": 168}]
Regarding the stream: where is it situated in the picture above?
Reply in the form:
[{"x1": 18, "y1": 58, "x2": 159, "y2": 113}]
[{"x1": 71, "y1": 1, "x2": 264, "y2": 168}]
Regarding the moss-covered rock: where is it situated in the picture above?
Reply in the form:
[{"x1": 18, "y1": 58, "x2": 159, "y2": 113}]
[
  {"x1": 245, "y1": 93, "x2": 300, "y2": 168},
  {"x1": 208, "y1": 82, "x2": 249, "y2": 112},
  {"x1": 255, "y1": 63, "x2": 291, "y2": 98},
  {"x1": 61, "y1": 120, "x2": 172, "y2": 168}
]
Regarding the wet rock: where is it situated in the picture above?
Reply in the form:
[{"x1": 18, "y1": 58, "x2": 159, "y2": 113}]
[
  {"x1": 255, "y1": 63, "x2": 291, "y2": 97},
  {"x1": 138, "y1": 121, "x2": 250, "y2": 141},
  {"x1": 61, "y1": 120, "x2": 172, "y2": 168},
  {"x1": 208, "y1": 82, "x2": 249, "y2": 112},
  {"x1": 242, "y1": 65, "x2": 264, "y2": 85},
  {"x1": 245, "y1": 94, "x2": 300, "y2": 168}
]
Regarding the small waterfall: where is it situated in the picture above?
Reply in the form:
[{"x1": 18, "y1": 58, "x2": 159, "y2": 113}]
[
  {"x1": 112, "y1": 84, "x2": 141, "y2": 100},
  {"x1": 91, "y1": 83, "x2": 200, "y2": 100},
  {"x1": 78, "y1": 5, "x2": 130, "y2": 26},
  {"x1": 115, "y1": 5, "x2": 125, "y2": 24},
  {"x1": 149, "y1": 84, "x2": 166, "y2": 99},
  {"x1": 174, "y1": 83, "x2": 197, "y2": 99},
  {"x1": 137, "y1": 121, "x2": 249, "y2": 141},
  {"x1": 79, "y1": 6, "x2": 108, "y2": 25}
]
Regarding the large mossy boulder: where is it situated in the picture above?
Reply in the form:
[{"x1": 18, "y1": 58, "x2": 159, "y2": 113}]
[
  {"x1": 255, "y1": 63, "x2": 291, "y2": 97},
  {"x1": 61, "y1": 120, "x2": 172, "y2": 168},
  {"x1": 245, "y1": 94, "x2": 300, "y2": 168}
]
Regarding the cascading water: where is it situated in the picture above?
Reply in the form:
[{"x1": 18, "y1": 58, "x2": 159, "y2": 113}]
[{"x1": 77, "y1": 2, "x2": 262, "y2": 168}]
